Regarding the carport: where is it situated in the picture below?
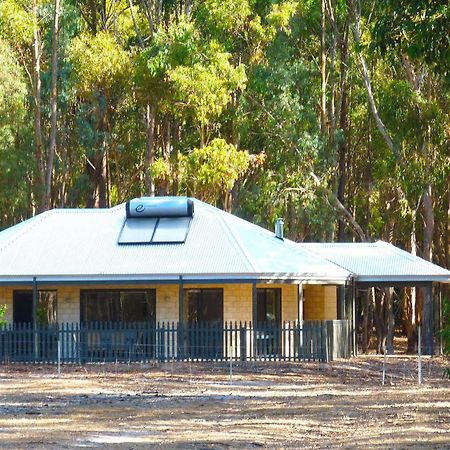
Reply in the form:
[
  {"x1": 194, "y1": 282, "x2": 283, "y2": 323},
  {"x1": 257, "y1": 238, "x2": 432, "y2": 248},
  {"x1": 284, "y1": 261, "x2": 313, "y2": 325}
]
[{"x1": 301, "y1": 241, "x2": 450, "y2": 355}]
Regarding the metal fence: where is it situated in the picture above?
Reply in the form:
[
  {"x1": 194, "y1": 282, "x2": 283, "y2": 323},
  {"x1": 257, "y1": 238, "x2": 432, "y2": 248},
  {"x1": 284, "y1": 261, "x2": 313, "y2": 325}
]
[{"x1": 0, "y1": 320, "x2": 351, "y2": 364}]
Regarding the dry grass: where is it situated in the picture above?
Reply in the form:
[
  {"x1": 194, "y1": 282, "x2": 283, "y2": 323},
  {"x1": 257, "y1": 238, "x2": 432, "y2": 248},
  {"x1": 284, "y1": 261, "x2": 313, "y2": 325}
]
[{"x1": 0, "y1": 356, "x2": 449, "y2": 449}]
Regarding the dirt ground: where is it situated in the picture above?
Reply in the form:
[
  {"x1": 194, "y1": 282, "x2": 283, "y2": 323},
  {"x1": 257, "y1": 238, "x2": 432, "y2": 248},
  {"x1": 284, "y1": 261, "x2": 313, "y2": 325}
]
[{"x1": 0, "y1": 356, "x2": 449, "y2": 449}]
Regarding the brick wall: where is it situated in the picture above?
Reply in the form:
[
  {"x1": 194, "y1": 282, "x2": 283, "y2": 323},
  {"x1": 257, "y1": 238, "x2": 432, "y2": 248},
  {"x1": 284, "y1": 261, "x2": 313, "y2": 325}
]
[{"x1": 303, "y1": 285, "x2": 337, "y2": 320}]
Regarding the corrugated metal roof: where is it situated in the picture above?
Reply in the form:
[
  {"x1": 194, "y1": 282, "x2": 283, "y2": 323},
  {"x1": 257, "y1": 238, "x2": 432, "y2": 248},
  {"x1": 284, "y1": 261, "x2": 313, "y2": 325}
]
[
  {"x1": 301, "y1": 241, "x2": 450, "y2": 283},
  {"x1": 0, "y1": 199, "x2": 351, "y2": 284}
]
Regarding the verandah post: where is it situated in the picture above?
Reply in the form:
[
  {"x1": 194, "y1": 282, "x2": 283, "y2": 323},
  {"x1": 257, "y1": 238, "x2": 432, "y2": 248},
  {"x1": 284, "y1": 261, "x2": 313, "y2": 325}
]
[
  {"x1": 252, "y1": 282, "x2": 257, "y2": 360},
  {"x1": 32, "y1": 277, "x2": 39, "y2": 361},
  {"x1": 178, "y1": 275, "x2": 184, "y2": 361},
  {"x1": 352, "y1": 279, "x2": 357, "y2": 357}
]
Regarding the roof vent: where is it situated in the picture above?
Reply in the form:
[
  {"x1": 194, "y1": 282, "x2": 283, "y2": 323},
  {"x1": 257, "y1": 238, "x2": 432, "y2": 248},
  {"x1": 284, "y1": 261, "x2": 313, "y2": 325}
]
[
  {"x1": 126, "y1": 197, "x2": 194, "y2": 218},
  {"x1": 275, "y1": 218, "x2": 284, "y2": 240}
]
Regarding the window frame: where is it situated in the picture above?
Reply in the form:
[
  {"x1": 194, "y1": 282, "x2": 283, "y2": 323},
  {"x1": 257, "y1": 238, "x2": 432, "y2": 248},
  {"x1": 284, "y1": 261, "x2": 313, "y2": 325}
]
[
  {"x1": 256, "y1": 288, "x2": 282, "y2": 326},
  {"x1": 80, "y1": 289, "x2": 156, "y2": 323},
  {"x1": 13, "y1": 289, "x2": 58, "y2": 325},
  {"x1": 184, "y1": 288, "x2": 224, "y2": 325}
]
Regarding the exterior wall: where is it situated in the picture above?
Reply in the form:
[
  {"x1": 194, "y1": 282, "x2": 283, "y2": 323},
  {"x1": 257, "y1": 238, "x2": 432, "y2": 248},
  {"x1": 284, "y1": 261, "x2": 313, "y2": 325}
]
[
  {"x1": 223, "y1": 284, "x2": 252, "y2": 323},
  {"x1": 0, "y1": 282, "x2": 301, "y2": 325},
  {"x1": 156, "y1": 285, "x2": 178, "y2": 323},
  {"x1": 279, "y1": 284, "x2": 298, "y2": 323},
  {"x1": 303, "y1": 285, "x2": 337, "y2": 320},
  {"x1": 58, "y1": 286, "x2": 80, "y2": 323}
]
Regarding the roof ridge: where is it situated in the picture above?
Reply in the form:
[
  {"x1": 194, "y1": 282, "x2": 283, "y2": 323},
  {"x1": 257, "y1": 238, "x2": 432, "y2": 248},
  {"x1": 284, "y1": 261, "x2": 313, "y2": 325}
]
[
  {"x1": 298, "y1": 243, "x2": 354, "y2": 277},
  {"x1": 375, "y1": 240, "x2": 450, "y2": 273},
  {"x1": 0, "y1": 210, "x2": 55, "y2": 253},
  {"x1": 212, "y1": 206, "x2": 258, "y2": 272}
]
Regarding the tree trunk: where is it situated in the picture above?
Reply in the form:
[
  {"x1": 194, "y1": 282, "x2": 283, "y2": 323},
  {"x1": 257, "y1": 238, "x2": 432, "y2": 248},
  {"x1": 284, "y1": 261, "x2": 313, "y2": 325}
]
[
  {"x1": 349, "y1": 0, "x2": 398, "y2": 159},
  {"x1": 172, "y1": 120, "x2": 181, "y2": 195},
  {"x1": 373, "y1": 289, "x2": 386, "y2": 354},
  {"x1": 59, "y1": 129, "x2": 67, "y2": 208},
  {"x1": 43, "y1": 0, "x2": 61, "y2": 211},
  {"x1": 128, "y1": 0, "x2": 144, "y2": 46},
  {"x1": 144, "y1": 103, "x2": 156, "y2": 196},
  {"x1": 385, "y1": 287, "x2": 395, "y2": 354},
  {"x1": 361, "y1": 287, "x2": 373, "y2": 353},
  {"x1": 337, "y1": 22, "x2": 350, "y2": 242},
  {"x1": 32, "y1": 0, "x2": 45, "y2": 212},
  {"x1": 404, "y1": 287, "x2": 418, "y2": 353},
  {"x1": 320, "y1": 0, "x2": 327, "y2": 135},
  {"x1": 404, "y1": 212, "x2": 418, "y2": 352}
]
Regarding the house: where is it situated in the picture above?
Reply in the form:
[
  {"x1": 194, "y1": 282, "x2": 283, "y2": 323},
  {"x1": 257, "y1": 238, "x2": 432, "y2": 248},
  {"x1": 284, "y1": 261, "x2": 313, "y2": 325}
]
[{"x1": 0, "y1": 196, "x2": 448, "y2": 363}]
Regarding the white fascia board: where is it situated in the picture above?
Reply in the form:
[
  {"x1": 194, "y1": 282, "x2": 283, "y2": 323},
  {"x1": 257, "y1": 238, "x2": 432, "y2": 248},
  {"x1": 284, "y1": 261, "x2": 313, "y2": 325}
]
[
  {"x1": 355, "y1": 275, "x2": 450, "y2": 284},
  {"x1": 0, "y1": 272, "x2": 352, "y2": 285}
]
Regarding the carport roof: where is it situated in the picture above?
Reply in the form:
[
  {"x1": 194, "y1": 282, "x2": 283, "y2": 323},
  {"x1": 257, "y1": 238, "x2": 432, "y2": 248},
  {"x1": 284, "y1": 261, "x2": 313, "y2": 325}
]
[{"x1": 301, "y1": 241, "x2": 450, "y2": 284}]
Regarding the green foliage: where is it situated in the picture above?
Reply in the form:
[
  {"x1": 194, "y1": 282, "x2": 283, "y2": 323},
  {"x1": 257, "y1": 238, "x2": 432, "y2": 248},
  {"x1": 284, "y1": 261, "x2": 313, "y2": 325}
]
[
  {"x1": 169, "y1": 43, "x2": 247, "y2": 137},
  {"x1": 373, "y1": 0, "x2": 450, "y2": 79},
  {"x1": 0, "y1": 304, "x2": 6, "y2": 326},
  {"x1": 67, "y1": 31, "x2": 131, "y2": 96},
  {"x1": 0, "y1": 0, "x2": 33, "y2": 44},
  {"x1": 0, "y1": 39, "x2": 30, "y2": 225},
  {"x1": 180, "y1": 138, "x2": 250, "y2": 205},
  {"x1": 0, "y1": 40, "x2": 26, "y2": 128}
]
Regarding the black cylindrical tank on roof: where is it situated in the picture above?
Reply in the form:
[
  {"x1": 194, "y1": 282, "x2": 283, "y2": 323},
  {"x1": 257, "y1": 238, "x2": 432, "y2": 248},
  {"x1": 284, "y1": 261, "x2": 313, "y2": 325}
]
[{"x1": 126, "y1": 197, "x2": 194, "y2": 218}]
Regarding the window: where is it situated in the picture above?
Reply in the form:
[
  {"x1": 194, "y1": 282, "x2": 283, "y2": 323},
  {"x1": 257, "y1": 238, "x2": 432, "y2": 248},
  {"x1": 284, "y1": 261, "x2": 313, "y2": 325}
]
[
  {"x1": 13, "y1": 290, "x2": 57, "y2": 325},
  {"x1": 80, "y1": 290, "x2": 156, "y2": 323},
  {"x1": 256, "y1": 288, "x2": 281, "y2": 325},
  {"x1": 184, "y1": 289, "x2": 223, "y2": 325}
]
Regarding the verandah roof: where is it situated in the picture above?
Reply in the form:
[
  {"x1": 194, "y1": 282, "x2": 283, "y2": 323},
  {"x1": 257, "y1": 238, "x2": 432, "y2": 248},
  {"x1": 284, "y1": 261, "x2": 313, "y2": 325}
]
[{"x1": 301, "y1": 241, "x2": 450, "y2": 284}]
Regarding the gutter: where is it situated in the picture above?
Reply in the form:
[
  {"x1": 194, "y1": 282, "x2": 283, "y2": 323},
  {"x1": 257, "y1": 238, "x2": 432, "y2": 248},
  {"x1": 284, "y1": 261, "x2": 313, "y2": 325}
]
[{"x1": 0, "y1": 273, "x2": 352, "y2": 286}]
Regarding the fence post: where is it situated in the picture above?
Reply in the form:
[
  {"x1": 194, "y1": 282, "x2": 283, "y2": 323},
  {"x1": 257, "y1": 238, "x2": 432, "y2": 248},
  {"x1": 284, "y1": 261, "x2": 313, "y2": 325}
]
[
  {"x1": 57, "y1": 336, "x2": 61, "y2": 377},
  {"x1": 418, "y1": 325, "x2": 422, "y2": 385},
  {"x1": 240, "y1": 325, "x2": 246, "y2": 362}
]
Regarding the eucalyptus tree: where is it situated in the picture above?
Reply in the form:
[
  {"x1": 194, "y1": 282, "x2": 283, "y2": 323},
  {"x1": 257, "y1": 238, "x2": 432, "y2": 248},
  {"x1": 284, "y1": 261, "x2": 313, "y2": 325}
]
[{"x1": 0, "y1": 39, "x2": 30, "y2": 225}]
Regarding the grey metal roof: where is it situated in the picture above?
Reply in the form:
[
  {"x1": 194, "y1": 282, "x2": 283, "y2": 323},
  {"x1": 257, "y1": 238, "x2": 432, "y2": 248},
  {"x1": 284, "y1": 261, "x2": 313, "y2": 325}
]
[
  {"x1": 301, "y1": 241, "x2": 450, "y2": 283},
  {"x1": 0, "y1": 199, "x2": 351, "y2": 284}
]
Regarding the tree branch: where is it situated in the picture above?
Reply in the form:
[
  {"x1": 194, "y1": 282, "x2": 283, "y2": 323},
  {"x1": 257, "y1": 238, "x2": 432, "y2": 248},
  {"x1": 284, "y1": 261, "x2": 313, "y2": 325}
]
[{"x1": 310, "y1": 172, "x2": 369, "y2": 241}]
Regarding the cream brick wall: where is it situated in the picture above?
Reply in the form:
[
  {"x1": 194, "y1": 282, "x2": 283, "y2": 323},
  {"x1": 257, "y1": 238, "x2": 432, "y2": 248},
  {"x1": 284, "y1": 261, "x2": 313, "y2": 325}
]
[
  {"x1": 223, "y1": 284, "x2": 252, "y2": 323},
  {"x1": 156, "y1": 285, "x2": 178, "y2": 323},
  {"x1": 279, "y1": 284, "x2": 299, "y2": 323},
  {"x1": 303, "y1": 284, "x2": 337, "y2": 320}
]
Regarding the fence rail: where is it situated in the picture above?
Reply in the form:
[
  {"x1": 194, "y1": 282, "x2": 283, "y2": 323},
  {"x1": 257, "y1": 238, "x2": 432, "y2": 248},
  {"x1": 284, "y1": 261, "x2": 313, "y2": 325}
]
[{"x1": 0, "y1": 320, "x2": 350, "y2": 364}]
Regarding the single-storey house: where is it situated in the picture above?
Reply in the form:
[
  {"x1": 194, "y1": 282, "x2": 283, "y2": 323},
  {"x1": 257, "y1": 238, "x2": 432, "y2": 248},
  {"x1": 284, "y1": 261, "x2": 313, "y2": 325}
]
[{"x1": 0, "y1": 197, "x2": 448, "y2": 363}]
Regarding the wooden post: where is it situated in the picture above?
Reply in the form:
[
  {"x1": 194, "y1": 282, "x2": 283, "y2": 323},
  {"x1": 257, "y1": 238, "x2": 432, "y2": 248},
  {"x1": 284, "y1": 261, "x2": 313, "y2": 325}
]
[
  {"x1": 438, "y1": 284, "x2": 443, "y2": 356},
  {"x1": 338, "y1": 285, "x2": 346, "y2": 320},
  {"x1": 32, "y1": 277, "x2": 39, "y2": 360},
  {"x1": 298, "y1": 283, "x2": 304, "y2": 349},
  {"x1": 352, "y1": 279, "x2": 357, "y2": 357},
  {"x1": 252, "y1": 282, "x2": 257, "y2": 359},
  {"x1": 178, "y1": 275, "x2": 184, "y2": 360},
  {"x1": 418, "y1": 325, "x2": 422, "y2": 385}
]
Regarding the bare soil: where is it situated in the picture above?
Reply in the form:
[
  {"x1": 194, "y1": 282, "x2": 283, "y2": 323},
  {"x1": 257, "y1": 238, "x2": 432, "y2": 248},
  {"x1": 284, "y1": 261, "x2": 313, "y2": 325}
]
[{"x1": 0, "y1": 356, "x2": 449, "y2": 449}]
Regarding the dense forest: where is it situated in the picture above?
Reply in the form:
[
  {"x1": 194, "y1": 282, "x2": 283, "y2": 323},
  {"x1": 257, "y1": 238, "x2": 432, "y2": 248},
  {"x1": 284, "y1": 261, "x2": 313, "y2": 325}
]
[{"x1": 0, "y1": 1, "x2": 449, "y2": 352}]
